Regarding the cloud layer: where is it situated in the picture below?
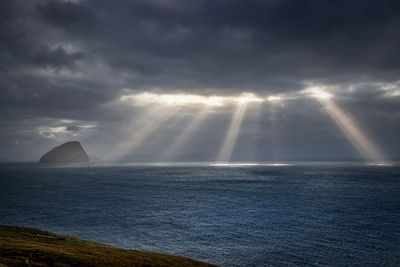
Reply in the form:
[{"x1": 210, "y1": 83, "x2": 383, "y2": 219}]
[{"x1": 1, "y1": 0, "x2": 399, "y2": 161}]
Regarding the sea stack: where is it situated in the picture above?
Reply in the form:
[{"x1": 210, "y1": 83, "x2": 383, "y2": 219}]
[{"x1": 39, "y1": 141, "x2": 89, "y2": 163}]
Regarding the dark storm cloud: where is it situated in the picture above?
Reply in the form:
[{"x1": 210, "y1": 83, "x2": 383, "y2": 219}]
[
  {"x1": 0, "y1": 0, "x2": 399, "y2": 161},
  {"x1": 37, "y1": 0, "x2": 95, "y2": 33},
  {"x1": 31, "y1": 0, "x2": 400, "y2": 89},
  {"x1": 32, "y1": 45, "x2": 85, "y2": 70}
]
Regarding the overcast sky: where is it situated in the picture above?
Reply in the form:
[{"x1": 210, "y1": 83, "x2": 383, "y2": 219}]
[{"x1": 1, "y1": 0, "x2": 400, "y2": 162}]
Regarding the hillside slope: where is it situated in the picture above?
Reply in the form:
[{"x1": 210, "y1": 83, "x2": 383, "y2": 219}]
[{"x1": 0, "y1": 225, "x2": 216, "y2": 267}]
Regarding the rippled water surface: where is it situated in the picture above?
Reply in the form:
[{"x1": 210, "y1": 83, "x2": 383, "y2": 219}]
[{"x1": 1, "y1": 162, "x2": 400, "y2": 266}]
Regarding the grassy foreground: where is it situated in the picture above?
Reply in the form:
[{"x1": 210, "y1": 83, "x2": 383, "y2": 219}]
[{"x1": 0, "y1": 225, "x2": 217, "y2": 267}]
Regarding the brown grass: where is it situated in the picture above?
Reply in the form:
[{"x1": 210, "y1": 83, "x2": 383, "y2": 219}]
[{"x1": 0, "y1": 225, "x2": 217, "y2": 267}]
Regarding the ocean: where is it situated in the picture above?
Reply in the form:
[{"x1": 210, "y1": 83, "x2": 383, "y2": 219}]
[{"x1": 1, "y1": 162, "x2": 400, "y2": 266}]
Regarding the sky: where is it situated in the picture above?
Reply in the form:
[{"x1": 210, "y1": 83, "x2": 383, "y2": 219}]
[{"x1": 1, "y1": 0, "x2": 400, "y2": 162}]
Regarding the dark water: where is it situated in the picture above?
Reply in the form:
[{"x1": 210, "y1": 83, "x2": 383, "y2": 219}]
[{"x1": 1, "y1": 162, "x2": 400, "y2": 266}]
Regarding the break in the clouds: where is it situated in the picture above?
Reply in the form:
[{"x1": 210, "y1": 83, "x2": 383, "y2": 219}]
[{"x1": 1, "y1": 0, "x2": 400, "y2": 161}]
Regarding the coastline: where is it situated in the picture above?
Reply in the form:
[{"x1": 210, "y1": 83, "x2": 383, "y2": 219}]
[{"x1": 0, "y1": 225, "x2": 216, "y2": 267}]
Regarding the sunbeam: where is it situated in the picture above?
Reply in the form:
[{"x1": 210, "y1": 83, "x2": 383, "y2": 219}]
[
  {"x1": 267, "y1": 101, "x2": 281, "y2": 161},
  {"x1": 218, "y1": 103, "x2": 248, "y2": 162},
  {"x1": 309, "y1": 88, "x2": 384, "y2": 162},
  {"x1": 108, "y1": 107, "x2": 181, "y2": 160},
  {"x1": 161, "y1": 109, "x2": 210, "y2": 161}
]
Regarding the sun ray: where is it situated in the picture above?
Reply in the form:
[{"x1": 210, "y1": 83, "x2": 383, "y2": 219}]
[
  {"x1": 217, "y1": 103, "x2": 248, "y2": 162},
  {"x1": 161, "y1": 109, "x2": 210, "y2": 161},
  {"x1": 246, "y1": 103, "x2": 263, "y2": 161},
  {"x1": 267, "y1": 102, "x2": 281, "y2": 161},
  {"x1": 310, "y1": 88, "x2": 384, "y2": 162},
  {"x1": 108, "y1": 107, "x2": 181, "y2": 160}
]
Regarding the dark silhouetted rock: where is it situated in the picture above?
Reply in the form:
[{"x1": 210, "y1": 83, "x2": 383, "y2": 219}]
[{"x1": 39, "y1": 141, "x2": 89, "y2": 163}]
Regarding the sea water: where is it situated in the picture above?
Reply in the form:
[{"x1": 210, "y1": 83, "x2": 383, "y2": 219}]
[{"x1": 1, "y1": 162, "x2": 400, "y2": 266}]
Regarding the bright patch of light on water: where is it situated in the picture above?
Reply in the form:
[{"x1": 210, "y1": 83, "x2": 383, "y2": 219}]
[{"x1": 211, "y1": 162, "x2": 292, "y2": 167}]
